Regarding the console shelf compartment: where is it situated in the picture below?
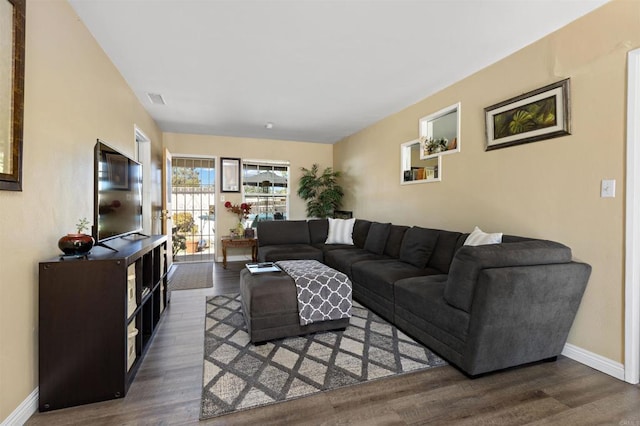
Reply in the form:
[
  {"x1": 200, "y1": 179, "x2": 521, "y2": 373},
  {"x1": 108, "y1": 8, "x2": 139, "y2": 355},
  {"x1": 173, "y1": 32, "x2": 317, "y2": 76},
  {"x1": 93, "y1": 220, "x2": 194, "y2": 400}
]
[{"x1": 38, "y1": 235, "x2": 168, "y2": 412}]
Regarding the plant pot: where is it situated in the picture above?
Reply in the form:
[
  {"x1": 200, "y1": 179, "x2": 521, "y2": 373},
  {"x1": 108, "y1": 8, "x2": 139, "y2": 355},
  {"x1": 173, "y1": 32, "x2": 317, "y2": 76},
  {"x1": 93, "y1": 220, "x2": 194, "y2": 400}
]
[
  {"x1": 58, "y1": 233, "x2": 94, "y2": 255},
  {"x1": 185, "y1": 240, "x2": 199, "y2": 254}
]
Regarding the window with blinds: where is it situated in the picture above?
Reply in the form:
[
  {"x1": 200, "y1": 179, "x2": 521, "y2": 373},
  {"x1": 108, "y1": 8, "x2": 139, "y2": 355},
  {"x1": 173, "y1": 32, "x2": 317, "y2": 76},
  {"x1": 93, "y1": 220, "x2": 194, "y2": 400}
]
[{"x1": 242, "y1": 160, "x2": 289, "y2": 228}]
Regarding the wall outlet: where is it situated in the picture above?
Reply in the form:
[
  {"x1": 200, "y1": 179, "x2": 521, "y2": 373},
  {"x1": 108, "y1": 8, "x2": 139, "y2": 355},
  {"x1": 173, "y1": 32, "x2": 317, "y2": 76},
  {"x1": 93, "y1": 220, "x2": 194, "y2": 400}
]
[{"x1": 601, "y1": 179, "x2": 616, "y2": 198}]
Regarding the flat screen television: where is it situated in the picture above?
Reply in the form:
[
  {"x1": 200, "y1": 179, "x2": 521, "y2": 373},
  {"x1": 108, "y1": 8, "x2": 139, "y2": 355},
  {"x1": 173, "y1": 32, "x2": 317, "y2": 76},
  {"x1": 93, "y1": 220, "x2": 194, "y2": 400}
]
[{"x1": 93, "y1": 140, "x2": 143, "y2": 244}]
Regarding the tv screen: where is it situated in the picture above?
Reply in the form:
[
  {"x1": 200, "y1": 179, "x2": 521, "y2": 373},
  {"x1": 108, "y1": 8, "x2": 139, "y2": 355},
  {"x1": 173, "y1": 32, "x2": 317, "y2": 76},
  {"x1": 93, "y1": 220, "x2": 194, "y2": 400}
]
[{"x1": 94, "y1": 140, "x2": 143, "y2": 242}]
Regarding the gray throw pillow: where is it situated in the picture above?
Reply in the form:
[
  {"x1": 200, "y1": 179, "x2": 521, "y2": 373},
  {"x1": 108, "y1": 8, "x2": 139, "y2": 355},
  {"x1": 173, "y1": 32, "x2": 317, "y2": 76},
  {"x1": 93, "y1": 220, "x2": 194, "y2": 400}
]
[
  {"x1": 399, "y1": 227, "x2": 439, "y2": 268},
  {"x1": 364, "y1": 222, "x2": 391, "y2": 254}
]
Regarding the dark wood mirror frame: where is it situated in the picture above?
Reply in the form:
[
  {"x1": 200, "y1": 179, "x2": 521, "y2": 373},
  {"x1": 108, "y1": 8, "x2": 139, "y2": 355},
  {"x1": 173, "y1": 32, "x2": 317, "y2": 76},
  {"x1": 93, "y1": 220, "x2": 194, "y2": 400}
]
[{"x1": 0, "y1": 0, "x2": 25, "y2": 191}]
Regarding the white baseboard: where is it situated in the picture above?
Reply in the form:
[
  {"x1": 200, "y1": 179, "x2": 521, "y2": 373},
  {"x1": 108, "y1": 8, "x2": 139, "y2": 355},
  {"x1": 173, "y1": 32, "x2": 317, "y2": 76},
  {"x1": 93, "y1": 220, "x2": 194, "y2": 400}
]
[
  {"x1": 1, "y1": 387, "x2": 38, "y2": 426},
  {"x1": 562, "y1": 343, "x2": 625, "y2": 381}
]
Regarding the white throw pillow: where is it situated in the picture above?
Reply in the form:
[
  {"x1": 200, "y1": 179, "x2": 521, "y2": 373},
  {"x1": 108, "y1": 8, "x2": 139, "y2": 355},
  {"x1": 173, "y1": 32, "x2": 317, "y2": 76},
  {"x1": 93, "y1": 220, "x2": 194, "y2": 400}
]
[
  {"x1": 464, "y1": 226, "x2": 503, "y2": 246},
  {"x1": 325, "y1": 218, "x2": 355, "y2": 245}
]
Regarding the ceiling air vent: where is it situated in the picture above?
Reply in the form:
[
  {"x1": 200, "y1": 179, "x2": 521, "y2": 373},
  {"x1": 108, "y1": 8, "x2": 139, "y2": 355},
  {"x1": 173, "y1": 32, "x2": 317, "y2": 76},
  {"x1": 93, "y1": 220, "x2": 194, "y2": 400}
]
[{"x1": 146, "y1": 92, "x2": 166, "y2": 105}]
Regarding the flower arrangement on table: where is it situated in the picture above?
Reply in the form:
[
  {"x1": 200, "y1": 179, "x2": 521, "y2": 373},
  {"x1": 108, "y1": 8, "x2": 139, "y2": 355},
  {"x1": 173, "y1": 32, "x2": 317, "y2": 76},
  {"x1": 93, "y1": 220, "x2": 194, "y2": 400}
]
[
  {"x1": 224, "y1": 201, "x2": 252, "y2": 237},
  {"x1": 224, "y1": 201, "x2": 252, "y2": 220}
]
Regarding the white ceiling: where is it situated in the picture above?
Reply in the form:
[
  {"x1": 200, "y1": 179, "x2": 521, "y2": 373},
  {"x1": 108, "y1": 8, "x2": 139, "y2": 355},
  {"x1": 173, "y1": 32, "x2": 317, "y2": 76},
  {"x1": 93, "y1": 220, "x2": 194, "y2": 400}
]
[{"x1": 69, "y1": 0, "x2": 609, "y2": 144}]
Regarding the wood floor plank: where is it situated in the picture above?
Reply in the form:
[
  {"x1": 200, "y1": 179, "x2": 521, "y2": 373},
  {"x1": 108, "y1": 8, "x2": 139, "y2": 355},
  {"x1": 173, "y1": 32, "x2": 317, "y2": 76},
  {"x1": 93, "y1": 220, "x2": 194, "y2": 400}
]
[
  {"x1": 528, "y1": 388, "x2": 640, "y2": 426},
  {"x1": 542, "y1": 370, "x2": 637, "y2": 408},
  {"x1": 26, "y1": 261, "x2": 640, "y2": 426}
]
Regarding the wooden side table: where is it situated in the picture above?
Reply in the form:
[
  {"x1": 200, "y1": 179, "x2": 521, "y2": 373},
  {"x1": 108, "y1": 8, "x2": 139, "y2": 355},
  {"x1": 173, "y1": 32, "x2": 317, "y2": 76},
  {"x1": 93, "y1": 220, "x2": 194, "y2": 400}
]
[{"x1": 221, "y1": 237, "x2": 258, "y2": 268}]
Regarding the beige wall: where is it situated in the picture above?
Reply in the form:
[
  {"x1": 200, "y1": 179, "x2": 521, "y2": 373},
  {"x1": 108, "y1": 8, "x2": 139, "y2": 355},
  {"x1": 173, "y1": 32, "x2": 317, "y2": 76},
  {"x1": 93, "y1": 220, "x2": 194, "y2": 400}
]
[
  {"x1": 163, "y1": 133, "x2": 332, "y2": 258},
  {"x1": 335, "y1": 0, "x2": 634, "y2": 363},
  {"x1": 2, "y1": 0, "x2": 634, "y2": 420},
  {"x1": 0, "y1": 0, "x2": 163, "y2": 421}
]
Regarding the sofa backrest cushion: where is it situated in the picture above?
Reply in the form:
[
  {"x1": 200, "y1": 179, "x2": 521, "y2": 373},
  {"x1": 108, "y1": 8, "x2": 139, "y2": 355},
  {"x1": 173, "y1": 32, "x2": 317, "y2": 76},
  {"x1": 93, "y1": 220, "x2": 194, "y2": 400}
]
[
  {"x1": 444, "y1": 240, "x2": 573, "y2": 312},
  {"x1": 257, "y1": 220, "x2": 310, "y2": 246},
  {"x1": 308, "y1": 219, "x2": 328, "y2": 244},
  {"x1": 352, "y1": 219, "x2": 372, "y2": 248},
  {"x1": 384, "y1": 225, "x2": 409, "y2": 258},
  {"x1": 428, "y1": 229, "x2": 464, "y2": 273},
  {"x1": 399, "y1": 227, "x2": 440, "y2": 268},
  {"x1": 364, "y1": 222, "x2": 391, "y2": 254}
]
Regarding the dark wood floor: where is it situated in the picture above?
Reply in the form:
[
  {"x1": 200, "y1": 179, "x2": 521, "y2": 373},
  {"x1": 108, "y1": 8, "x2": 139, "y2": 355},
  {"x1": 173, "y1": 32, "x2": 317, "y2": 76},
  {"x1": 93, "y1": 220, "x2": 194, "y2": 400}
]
[{"x1": 27, "y1": 261, "x2": 640, "y2": 425}]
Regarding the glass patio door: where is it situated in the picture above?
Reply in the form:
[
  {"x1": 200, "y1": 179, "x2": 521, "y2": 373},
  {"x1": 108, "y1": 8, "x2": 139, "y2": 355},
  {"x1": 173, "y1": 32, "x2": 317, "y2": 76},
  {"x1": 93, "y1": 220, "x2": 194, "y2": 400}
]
[{"x1": 171, "y1": 157, "x2": 215, "y2": 263}]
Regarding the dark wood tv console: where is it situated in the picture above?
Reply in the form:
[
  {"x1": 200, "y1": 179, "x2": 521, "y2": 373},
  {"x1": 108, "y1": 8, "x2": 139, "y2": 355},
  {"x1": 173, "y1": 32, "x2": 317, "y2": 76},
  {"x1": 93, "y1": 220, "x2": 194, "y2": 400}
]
[{"x1": 38, "y1": 235, "x2": 168, "y2": 411}]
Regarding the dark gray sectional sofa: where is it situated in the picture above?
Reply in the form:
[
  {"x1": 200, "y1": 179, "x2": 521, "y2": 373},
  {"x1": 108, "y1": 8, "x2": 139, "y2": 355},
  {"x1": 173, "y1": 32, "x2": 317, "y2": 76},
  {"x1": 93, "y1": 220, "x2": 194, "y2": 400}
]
[{"x1": 256, "y1": 219, "x2": 591, "y2": 376}]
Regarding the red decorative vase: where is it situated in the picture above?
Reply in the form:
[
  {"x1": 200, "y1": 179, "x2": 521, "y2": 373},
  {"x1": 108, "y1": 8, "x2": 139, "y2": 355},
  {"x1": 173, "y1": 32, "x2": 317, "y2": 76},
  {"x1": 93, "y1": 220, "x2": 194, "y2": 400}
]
[{"x1": 58, "y1": 233, "x2": 95, "y2": 255}]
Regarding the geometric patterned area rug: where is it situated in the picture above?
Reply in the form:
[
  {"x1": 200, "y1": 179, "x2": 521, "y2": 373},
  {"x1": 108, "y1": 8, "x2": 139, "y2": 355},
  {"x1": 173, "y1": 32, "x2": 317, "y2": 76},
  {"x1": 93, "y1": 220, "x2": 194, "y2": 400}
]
[{"x1": 200, "y1": 294, "x2": 447, "y2": 420}]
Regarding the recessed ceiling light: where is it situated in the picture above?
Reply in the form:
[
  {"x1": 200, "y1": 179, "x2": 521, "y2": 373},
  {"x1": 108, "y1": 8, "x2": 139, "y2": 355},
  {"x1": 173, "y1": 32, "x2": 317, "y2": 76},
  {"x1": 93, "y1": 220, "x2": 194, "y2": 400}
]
[
  {"x1": 146, "y1": 92, "x2": 166, "y2": 105},
  {"x1": 265, "y1": 122, "x2": 274, "y2": 129}
]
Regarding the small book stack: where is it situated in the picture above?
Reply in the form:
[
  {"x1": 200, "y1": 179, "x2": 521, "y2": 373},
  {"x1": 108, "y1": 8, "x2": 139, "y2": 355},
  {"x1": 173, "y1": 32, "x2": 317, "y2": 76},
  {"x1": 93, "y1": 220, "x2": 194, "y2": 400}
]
[{"x1": 246, "y1": 262, "x2": 281, "y2": 274}]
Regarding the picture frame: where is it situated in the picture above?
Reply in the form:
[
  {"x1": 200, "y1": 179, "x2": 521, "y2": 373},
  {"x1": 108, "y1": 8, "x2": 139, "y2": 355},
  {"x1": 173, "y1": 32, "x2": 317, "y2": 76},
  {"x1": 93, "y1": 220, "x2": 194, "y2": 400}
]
[
  {"x1": 221, "y1": 157, "x2": 241, "y2": 193},
  {"x1": 485, "y1": 78, "x2": 570, "y2": 151},
  {"x1": 106, "y1": 153, "x2": 129, "y2": 190},
  {"x1": 0, "y1": 0, "x2": 25, "y2": 191}
]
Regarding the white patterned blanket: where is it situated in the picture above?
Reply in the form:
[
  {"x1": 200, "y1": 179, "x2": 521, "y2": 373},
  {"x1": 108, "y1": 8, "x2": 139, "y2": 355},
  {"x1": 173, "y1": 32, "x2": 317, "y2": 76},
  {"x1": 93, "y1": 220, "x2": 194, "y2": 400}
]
[{"x1": 276, "y1": 260, "x2": 352, "y2": 326}]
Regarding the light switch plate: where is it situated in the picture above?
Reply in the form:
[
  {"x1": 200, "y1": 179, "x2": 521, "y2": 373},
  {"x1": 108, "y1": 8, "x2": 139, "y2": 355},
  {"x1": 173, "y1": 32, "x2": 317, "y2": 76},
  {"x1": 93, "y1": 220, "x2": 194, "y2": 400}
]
[{"x1": 601, "y1": 179, "x2": 616, "y2": 198}]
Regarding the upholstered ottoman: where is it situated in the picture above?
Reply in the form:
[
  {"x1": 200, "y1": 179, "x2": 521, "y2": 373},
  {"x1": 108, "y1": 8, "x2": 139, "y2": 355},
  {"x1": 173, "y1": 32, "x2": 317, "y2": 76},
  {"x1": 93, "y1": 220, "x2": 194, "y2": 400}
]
[{"x1": 239, "y1": 262, "x2": 351, "y2": 343}]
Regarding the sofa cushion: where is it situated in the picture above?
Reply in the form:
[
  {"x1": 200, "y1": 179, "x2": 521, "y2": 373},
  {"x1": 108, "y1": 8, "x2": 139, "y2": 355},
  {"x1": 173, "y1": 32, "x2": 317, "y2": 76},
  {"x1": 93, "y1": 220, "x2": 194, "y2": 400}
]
[
  {"x1": 383, "y1": 225, "x2": 409, "y2": 258},
  {"x1": 319, "y1": 243, "x2": 358, "y2": 252},
  {"x1": 364, "y1": 222, "x2": 391, "y2": 254},
  {"x1": 352, "y1": 259, "x2": 441, "y2": 302},
  {"x1": 257, "y1": 220, "x2": 310, "y2": 246},
  {"x1": 394, "y1": 275, "x2": 470, "y2": 345},
  {"x1": 444, "y1": 239, "x2": 573, "y2": 312},
  {"x1": 464, "y1": 226, "x2": 503, "y2": 246},
  {"x1": 308, "y1": 219, "x2": 328, "y2": 245},
  {"x1": 257, "y1": 244, "x2": 323, "y2": 262},
  {"x1": 399, "y1": 227, "x2": 439, "y2": 268},
  {"x1": 326, "y1": 218, "x2": 355, "y2": 245},
  {"x1": 324, "y1": 248, "x2": 389, "y2": 277}
]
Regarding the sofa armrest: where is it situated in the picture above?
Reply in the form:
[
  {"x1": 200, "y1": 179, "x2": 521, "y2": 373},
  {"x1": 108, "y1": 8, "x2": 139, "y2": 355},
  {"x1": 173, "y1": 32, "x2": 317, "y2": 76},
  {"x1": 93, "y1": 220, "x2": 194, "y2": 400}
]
[
  {"x1": 460, "y1": 262, "x2": 591, "y2": 375},
  {"x1": 444, "y1": 240, "x2": 572, "y2": 312}
]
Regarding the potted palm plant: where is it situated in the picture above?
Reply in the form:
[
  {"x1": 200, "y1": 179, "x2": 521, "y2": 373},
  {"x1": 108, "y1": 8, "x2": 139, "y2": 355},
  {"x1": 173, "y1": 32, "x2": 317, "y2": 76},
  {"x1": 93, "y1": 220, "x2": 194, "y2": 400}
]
[{"x1": 297, "y1": 164, "x2": 344, "y2": 218}]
